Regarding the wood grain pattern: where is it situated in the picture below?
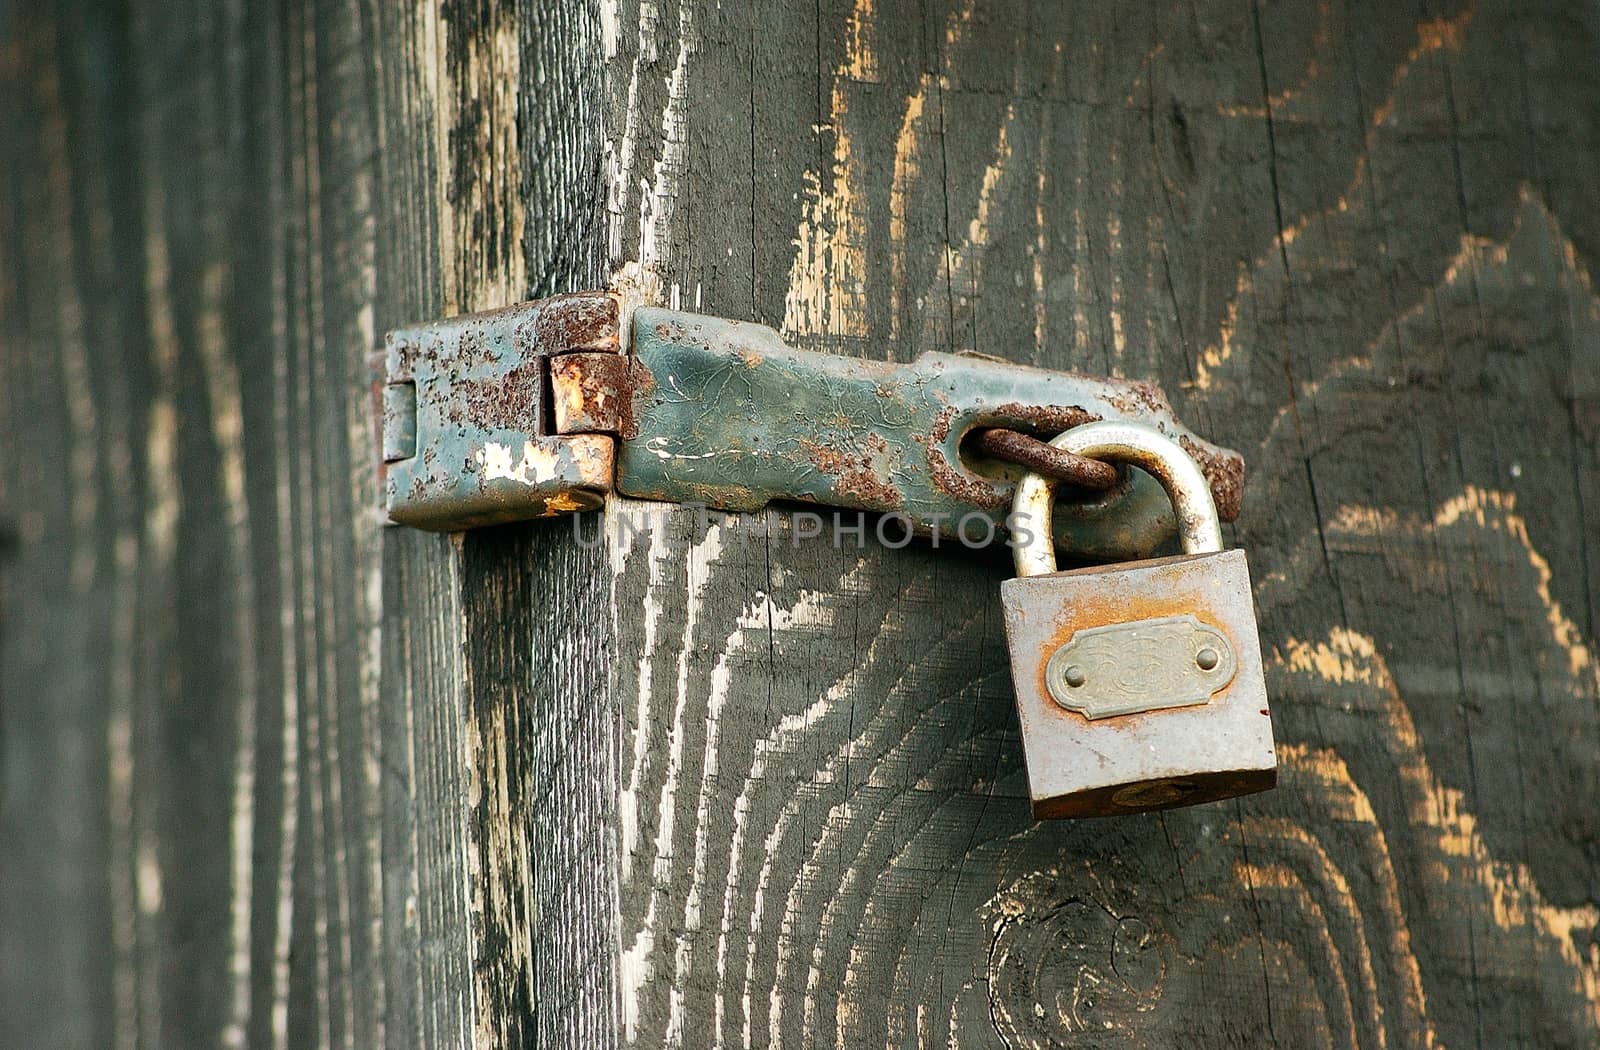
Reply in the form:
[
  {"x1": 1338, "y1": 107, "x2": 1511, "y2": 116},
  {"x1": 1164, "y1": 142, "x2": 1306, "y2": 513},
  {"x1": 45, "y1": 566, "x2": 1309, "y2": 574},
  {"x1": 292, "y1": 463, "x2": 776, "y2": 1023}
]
[
  {"x1": 0, "y1": 0, "x2": 610, "y2": 1046},
  {"x1": 5, "y1": 0, "x2": 1600, "y2": 1046},
  {"x1": 600, "y1": 0, "x2": 1600, "y2": 1046}
]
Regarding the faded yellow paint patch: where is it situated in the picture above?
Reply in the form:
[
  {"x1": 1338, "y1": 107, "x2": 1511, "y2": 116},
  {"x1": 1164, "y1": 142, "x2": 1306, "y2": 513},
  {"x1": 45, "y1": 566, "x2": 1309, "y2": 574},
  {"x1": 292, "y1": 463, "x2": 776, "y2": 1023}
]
[
  {"x1": 1325, "y1": 505, "x2": 1400, "y2": 534},
  {"x1": 967, "y1": 104, "x2": 1021, "y2": 235},
  {"x1": 1218, "y1": 6, "x2": 1466, "y2": 120},
  {"x1": 1194, "y1": 8, "x2": 1477, "y2": 391},
  {"x1": 1430, "y1": 484, "x2": 1509, "y2": 529},
  {"x1": 1416, "y1": 12, "x2": 1470, "y2": 53},
  {"x1": 888, "y1": 87, "x2": 928, "y2": 342},
  {"x1": 1437, "y1": 488, "x2": 1593, "y2": 680},
  {"x1": 888, "y1": 89, "x2": 927, "y2": 250},
  {"x1": 1242, "y1": 802, "x2": 1435, "y2": 1048},
  {"x1": 1275, "y1": 629, "x2": 1382, "y2": 687},
  {"x1": 1192, "y1": 262, "x2": 1251, "y2": 389},
  {"x1": 1071, "y1": 204, "x2": 1091, "y2": 356},
  {"x1": 784, "y1": 162, "x2": 869, "y2": 338},
  {"x1": 782, "y1": 0, "x2": 880, "y2": 339},
  {"x1": 1031, "y1": 102, "x2": 1056, "y2": 355},
  {"x1": 839, "y1": 0, "x2": 877, "y2": 82},
  {"x1": 1556, "y1": 213, "x2": 1600, "y2": 323},
  {"x1": 939, "y1": 103, "x2": 1018, "y2": 341},
  {"x1": 1216, "y1": 0, "x2": 1333, "y2": 117},
  {"x1": 1268, "y1": 629, "x2": 1600, "y2": 1032},
  {"x1": 790, "y1": 0, "x2": 979, "y2": 344},
  {"x1": 1329, "y1": 486, "x2": 1595, "y2": 682},
  {"x1": 1106, "y1": 213, "x2": 1125, "y2": 356}
]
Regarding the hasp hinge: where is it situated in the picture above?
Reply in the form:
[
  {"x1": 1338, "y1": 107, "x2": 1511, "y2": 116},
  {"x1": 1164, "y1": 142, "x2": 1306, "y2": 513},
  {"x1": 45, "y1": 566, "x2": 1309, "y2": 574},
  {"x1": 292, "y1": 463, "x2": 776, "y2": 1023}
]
[{"x1": 373, "y1": 292, "x2": 628, "y2": 530}]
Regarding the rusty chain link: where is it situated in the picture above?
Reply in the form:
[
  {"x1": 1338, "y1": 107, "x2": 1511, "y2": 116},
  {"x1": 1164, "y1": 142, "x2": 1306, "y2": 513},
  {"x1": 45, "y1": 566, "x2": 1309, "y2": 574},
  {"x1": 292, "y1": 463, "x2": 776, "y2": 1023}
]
[{"x1": 973, "y1": 428, "x2": 1122, "y2": 490}]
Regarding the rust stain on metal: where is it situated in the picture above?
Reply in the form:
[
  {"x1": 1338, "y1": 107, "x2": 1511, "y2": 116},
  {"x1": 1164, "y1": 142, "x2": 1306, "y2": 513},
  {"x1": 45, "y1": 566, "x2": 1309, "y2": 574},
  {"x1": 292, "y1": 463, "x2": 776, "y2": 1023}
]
[
  {"x1": 1176, "y1": 435, "x2": 1243, "y2": 522},
  {"x1": 800, "y1": 432, "x2": 904, "y2": 508},
  {"x1": 616, "y1": 357, "x2": 654, "y2": 441},
  {"x1": 977, "y1": 401, "x2": 1241, "y2": 523},
  {"x1": 926, "y1": 405, "x2": 1010, "y2": 510},
  {"x1": 525, "y1": 291, "x2": 620, "y2": 353},
  {"x1": 542, "y1": 491, "x2": 588, "y2": 514},
  {"x1": 552, "y1": 352, "x2": 624, "y2": 433},
  {"x1": 988, "y1": 402, "x2": 1100, "y2": 434},
  {"x1": 927, "y1": 444, "x2": 1010, "y2": 510},
  {"x1": 549, "y1": 352, "x2": 656, "y2": 440},
  {"x1": 1096, "y1": 379, "x2": 1173, "y2": 419},
  {"x1": 459, "y1": 357, "x2": 544, "y2": 431}
]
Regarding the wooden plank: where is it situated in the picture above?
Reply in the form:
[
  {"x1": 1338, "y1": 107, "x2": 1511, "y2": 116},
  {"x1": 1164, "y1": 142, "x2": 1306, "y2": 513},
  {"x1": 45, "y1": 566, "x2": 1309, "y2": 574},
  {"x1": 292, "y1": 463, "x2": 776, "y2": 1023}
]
[
  {"x1": 0, "y1": 18, "x2": 110, "y2": 1049},
  {"x1": 599, "y1": 0, "x2": 1600, "y2": 1045},
  {"x1": 0, "y1": 0, "x2": 613, "y2": 1046}
]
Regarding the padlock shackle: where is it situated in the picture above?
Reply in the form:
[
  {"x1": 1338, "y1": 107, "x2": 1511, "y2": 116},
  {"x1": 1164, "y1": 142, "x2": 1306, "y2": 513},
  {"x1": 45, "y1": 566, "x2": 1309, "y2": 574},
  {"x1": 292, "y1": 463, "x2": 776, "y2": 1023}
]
[{"x1": 1011, "y1": 421, "x2": 1223, "y2": 577}]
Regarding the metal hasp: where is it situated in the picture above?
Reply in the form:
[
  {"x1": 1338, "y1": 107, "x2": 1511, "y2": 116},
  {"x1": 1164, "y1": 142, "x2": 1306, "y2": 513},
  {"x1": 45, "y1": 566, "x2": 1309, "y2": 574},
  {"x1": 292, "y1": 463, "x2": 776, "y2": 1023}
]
[
  {"x1": 374, "y1": 294, "x2": 1245, "y2": 559},
  {"x1": 615, "y1": 308, "x2": 1243, "y2": 558},
  {"x1": 378, "y1": 293, "x2": 620, "y2": 530}
]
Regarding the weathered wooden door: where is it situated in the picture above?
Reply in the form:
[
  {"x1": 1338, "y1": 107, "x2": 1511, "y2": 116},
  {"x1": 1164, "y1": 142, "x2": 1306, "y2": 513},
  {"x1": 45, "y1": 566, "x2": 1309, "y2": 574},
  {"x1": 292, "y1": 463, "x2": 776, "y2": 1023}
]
[{"x1": 5, "y1": 0, "x2": 1600, "y2": 1046}]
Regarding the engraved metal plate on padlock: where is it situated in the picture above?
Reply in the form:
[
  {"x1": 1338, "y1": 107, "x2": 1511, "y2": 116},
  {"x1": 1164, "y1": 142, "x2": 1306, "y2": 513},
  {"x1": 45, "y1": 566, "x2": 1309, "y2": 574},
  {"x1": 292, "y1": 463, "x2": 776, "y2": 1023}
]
[{"x1": 1000, "y1": 421, "x2": 1276, "y2": 819}]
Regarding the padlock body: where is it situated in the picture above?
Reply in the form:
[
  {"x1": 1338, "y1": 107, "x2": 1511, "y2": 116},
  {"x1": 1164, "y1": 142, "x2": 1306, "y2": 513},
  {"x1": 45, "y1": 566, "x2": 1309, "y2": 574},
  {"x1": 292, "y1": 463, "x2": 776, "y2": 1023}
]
[{"x1": 1000, "y1": 549, "x2": 1275, "y2": 818}]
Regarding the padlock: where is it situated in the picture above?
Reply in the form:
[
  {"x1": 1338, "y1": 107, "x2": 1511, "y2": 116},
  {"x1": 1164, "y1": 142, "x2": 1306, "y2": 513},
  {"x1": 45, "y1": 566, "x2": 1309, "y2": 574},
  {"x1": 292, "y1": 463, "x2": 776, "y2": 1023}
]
[{"x1": 1000, "y1": 421, "x2": 1276, "y2": 818}]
